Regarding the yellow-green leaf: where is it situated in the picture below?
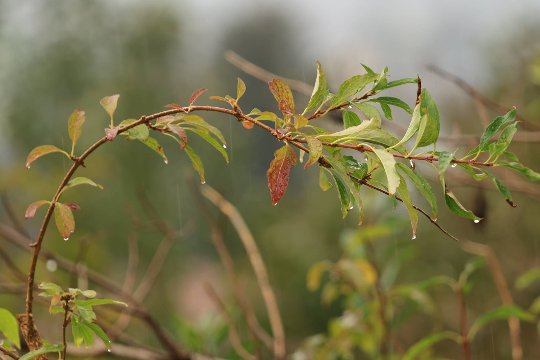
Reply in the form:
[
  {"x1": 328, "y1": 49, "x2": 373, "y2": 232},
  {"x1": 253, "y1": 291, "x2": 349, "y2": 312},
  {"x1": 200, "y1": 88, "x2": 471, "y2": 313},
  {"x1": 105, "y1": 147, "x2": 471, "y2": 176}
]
[
  {"x1": 372, "y1": 148, "x2": 400, "y2": 195},
  {"x1": 25, "y1": 200, "x2": 51, "y2": 219},
  {"x1": 268, "y1": 79, "x2": 295, "y2": 114},
  {"x1": 68, "y1": 110, "x2": 85, "y2": 155},
  {"x1": 26, "y1": 145, "x2": 70, "y2": 169},
  {"x1": 236, "y1": 77, "x2": 246, "y2": 100},
  {"x1": 54, "y1": 203, "x2": 75, "y2": 240},
  {"x1": 184, "y1": 145, "x2": 205, "y2": 184},
  {"x1": 100, "y1": 94, "x2": 120, "y2": 125},
  {"x1": 305, "y1": 137, "x2": 322, "y2": 168},
  {"x1": 303, "y1": 62, "x2": 329, "y2": 114},
  {"x1": 0, "y1": 308, "x2": 20, "y2": 349}
]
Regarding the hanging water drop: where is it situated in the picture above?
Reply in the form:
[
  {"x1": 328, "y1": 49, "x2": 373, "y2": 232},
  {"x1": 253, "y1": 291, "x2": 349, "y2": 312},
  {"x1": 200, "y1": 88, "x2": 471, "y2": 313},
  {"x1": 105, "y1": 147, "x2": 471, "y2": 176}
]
[
  {"x1": 451, "y1": 163, "x2": 457, "y2": 168},
  {"x1": 107, "y1": 348, "x2": 112, "y2": 353},
  {"x1": 63, "y1": 237, "x2": 69, "y2": 241},
  {"x1": 411, "y1": 234, "x2": 417, "y2": 240},
  {"x1": 474, "y1": 219, "x2": 481, "y2": 224},
  {"x1": 222, "y1": 144, "x2": 227, "y2": 149},
  {"x1": 409, "y1": 159, "x2": 415, "y2": 170},
  {"x1": 163, "y1": 159, "x2": 168, "y2": 165},
  {"x1": 26, "y1": 165, "x2": 31, "y2": 169},
  {"x1": 348, "y1": 205, "x2": 354, "y2": 210},
  {"x1": 272, "y1": 202, "x2": 278, "y2": 206},
  {"x1": 347, "y1": 105, "x2": 353, "y2": 109},
  {"x1": 46, "y1": 259, "x2": 58, "y2": 272},
  {"x1": 201, "y1": 180, "x2": 206, "y2": 184}
]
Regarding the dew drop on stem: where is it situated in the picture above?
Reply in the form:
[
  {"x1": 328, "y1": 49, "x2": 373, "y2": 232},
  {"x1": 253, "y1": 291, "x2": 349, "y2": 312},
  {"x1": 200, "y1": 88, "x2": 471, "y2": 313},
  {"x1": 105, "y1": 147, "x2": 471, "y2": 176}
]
[{"x1": 409, "y1": 159, "x2": 415, "y2": 170}]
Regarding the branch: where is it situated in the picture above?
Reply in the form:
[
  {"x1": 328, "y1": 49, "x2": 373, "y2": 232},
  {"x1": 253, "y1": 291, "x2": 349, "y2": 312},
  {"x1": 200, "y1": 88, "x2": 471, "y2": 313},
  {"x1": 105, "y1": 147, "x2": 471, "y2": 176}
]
[
  {"x1": 0, "y1": 346, "x2": 18, "y2": 360},
  {"x1": 201, "y1": 186, "x2": 286, "y2": 360}
]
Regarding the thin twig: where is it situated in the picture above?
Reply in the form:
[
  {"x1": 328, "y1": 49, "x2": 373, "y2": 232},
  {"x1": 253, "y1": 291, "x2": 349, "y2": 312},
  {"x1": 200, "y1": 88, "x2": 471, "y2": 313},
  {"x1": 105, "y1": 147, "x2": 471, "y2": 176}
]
[
  {"x1": 457, "y1": 287, "x2": 471, "y2": 360},
  {"x1": 201, "y1": 186, "x2": 286, "y2": 360},
  {"x1": 193, "y1": 182, "x2": 273, "y2": 351},
  {"x1": 205, "y1": 283, "x2": 256, "y2": 360},
  {"x1": 460, "y1": 240, "x2": 522, "y2": 360},
  {"x1": 0, "y1": 346, "x2": 18, "y2": 360}
]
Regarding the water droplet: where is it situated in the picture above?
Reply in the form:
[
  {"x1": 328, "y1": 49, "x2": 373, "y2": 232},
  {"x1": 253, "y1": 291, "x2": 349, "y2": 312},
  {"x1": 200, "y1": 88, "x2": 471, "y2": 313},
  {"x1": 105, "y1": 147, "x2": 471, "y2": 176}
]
[
  {"x1": 222, "y1": 144, "x2": 227, "y2": 149},
  {"x1": 347, "y1": 105, "x2": 353, "y2": 109},
  {"x1": 451, "y1": 163, "x2": 457, "y2": 168},
  {"x1": 107, "y1": 348, "x2": 112, "y2": 353},
  {"x1": 411, "y1": 234, "x2": 417, "y2": 240},
  {"x1": 201, "y1": 180, "x2": 206, "y2": 184},
  {"x1": 348, "y1": 206, "x2": 354, "y2": 210},
  {"x1": 409, "y1": 159, "x2": 415, "y2": 170},
  {"x1": 272, "y1": 202, "x2": 278, "y2": 206},
  {"x1": 364, "y1": 157, "x2": 368, "y2": 162},
  {"x1": 46, "y1": 259, "x2": 57, "y2": 272},
  {"x1": 26, "y1": 165, "x2": 31, "y2": 169},
  {"x1": 473, "y1": 219, "x2": 481, "y2": 224},
  {"x1": 63, "y1": 237, "x2": 69, "y2": 241},
  {"x1": 163, "y1": 159, "x2": 168, "y2": 164}
]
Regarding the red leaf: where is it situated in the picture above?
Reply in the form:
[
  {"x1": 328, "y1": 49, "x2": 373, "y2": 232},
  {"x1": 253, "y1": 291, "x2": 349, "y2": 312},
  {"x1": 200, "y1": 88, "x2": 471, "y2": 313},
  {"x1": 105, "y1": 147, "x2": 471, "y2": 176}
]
[
  {"x1": 25, "y1": 200, "x2": 50, "y2": 219},
  {"x1": 65, "y1": 203, "x2": 81, "y2": 211},
  {"x1": 189, "y1": 88, "x2": 208, "y2": 106},
  {"x1": 268, "y1": 79, "x2": 295, "y2": 114},
  {"x1": 54, "y1": 203, "x2": 75, "y2": 240},
  {"x1": 26, "y1": 145, "x2": 68, "y2": 169},
  {"x1": 165, "y1": 103, "x2": 182, "y2": 109},
  {"x1": 105, "y1": 127, "x2": 119, "y2": 141},
  {"x1": 267, "y1": 145, "x2": 297, "y2": 205},
  {"x1": 242, "y1": 121, "x2": 254, "y2": 129},
  {"x1": 168, "y1": 123, "x2": 188, "y2": 149}
]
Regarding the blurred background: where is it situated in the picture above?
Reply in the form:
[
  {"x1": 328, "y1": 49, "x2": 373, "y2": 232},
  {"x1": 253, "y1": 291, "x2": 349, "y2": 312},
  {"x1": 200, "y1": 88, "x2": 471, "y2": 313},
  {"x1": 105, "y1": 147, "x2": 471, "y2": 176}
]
[{"x1": 1, "y1": 1, "x2": 540, "y2": 359}]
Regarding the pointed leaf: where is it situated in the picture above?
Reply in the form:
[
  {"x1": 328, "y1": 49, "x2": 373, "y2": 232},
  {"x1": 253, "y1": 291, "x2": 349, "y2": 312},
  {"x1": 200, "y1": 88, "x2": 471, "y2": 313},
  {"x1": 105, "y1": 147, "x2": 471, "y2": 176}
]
[
  {"x1": 267, "y1": 145, "x2": 297, "y2": 205},
  {"x1": 397, "y1": 175, "x2": 418, "y2": 238},
  {"x1": 26, "y1": 145, "x2": 70, "y2": 169},
  {"x1": 188, "y1": 88, "x2": 208, "y2": 106},
  {"x1": 0, "y1": 308, "x2": 20, "y2": 349},
  {"x1": 268, "y1": 79, "x2": 295, "y2": 114},
  {"x1": 25, "y1": 200, "x2": 51, "y2": 219},
  {"x1": 180, "y1": 115, "x2": 226, "y2": 143},
  {"x1": 499, "y1": 161, "x2": 540, "y2": 182},
  {"x1": 139, "y1": 137, "x2": 168, "y2": 163},
  {"x1": 185, "y1": 128, "x2": 228, "y2": 162},
  {"x1": 54, "y1": 203, "x2": 75, "y2": 239},
  {"x1": 167, "y1": 123, "x2": 188, "y2": 148},
  {"x1": 414, "y1": 89, "x2": 440, "y2": 148},
  {"x1": 87, "y1": 323, "x2": 112, "y2": 348},
  {"x1": 164, "y1": 103, "x2": 182, "y2": 110},
  {"x1": 437, "y1": 151, "x2": 454, "y2": 174},
  {"x1": 444, "y1": 189, "x2": 481, "y2": 221},
  {"x1": 236, "y1": 78, "x2": 246, "y2": 100},
  {"x1": 386, "y1": 77, "x2": 419, "y2": 89},
  {"x1": 331, "y1": 172, "x2": 352, "y2": 217},
  {"x1": 486, "y1": 173, "x2": 515, "y2": 207},
  {"x1": 477, "y1": 109, "x2": 516, "y2": 153},
  {"x1": 351, "y1": 102, "x2": 381, "y2": 126},
  {"x1": 68, "y1": 110, "x2": 85, "y2": 154},
  {"x1": 305, "y1": 137, "x2": 323, "y2": 168},
  {"x1": 403, "y1": 331, "x2": 460, "y2": 360},
  {"x1": 39, "y1": 282, "x2": 64, "y2": 296},
  {"x1": 127, "y1": 124, "x2": 149, "y2": 141},
  {"x1": 72, "y1": 317, "x2": 94, "y2": 347},
  {"x1": 19, "y1": 343, "x2": 64, "y2": 360},
  {"x1": 75, "y1": 299, "x2": 128, "y2": 307},
  {"x1": 372, "y1": 148, "x2": 400, "y2": 194},
  {"x1": 331, "y1": 73, "x2": 377, "y2": 107},
  {"x1": 342, "y1": 110, "x2": 361, "y2": 128},
  {"x1": 370, "y1": 96, "x2": 413, "y2": 114},
  {"x1": 303, "y1": 62, "x2": 329, "y2": 114},
  {"x1": 100, "y1": 94, "x2": 120, "y2": 124},
  {"x1": 391, "y1": 103, "x2": 422, "y2": 149},
  {"x1": 62, "y1": 177, "x2": 103, "y2": 194},
  {"x1": 293, "y1": 115, "x2": 308, "y2": 129},
  {"x1": 379, "y1": 102, "x2": 392, "y2": 119},
  {"x1": 397, "y1": 163, "x2": 438, "y2": 218},
  {"x1": 468, "y1": 305, "x2": 534, "y2": 340},
  {"x1": 184, "y1": 145, "x2": 205, "y2": 183}
]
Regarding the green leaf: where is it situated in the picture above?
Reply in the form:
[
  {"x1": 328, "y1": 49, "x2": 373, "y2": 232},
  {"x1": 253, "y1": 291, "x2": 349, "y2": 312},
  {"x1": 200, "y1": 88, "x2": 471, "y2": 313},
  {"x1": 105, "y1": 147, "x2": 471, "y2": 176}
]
[
  {"x1": 180, "y1": 115, "x2": 226, "y2": 144},
  {"x1": 351, "y1": 102, "x2": 381, "y2": 126},
  {"x1": 54, "y1": 202, "x2": 75, "y2": 240},
  {"x1": 489, "y1": 123, "x2": 517, "y2": 160},
  {"x1": 444, "y1": 190, "x2": 481, "y2": 221},
  {"x1": 19, "y1": 343, "x2": 64, "y2": 360},
  {"x1": 397, "y1": 174, "x2": 418, "y2": 239},
  {"x1": 25, "y1": 200, "x2": 51, "y2": 219},
  {"x1": 68, "y1": 110, "x2": 85, "y2": 155},
  {"x1": 515, "y1": 267, "x2": 540, "y2": 290},
  {"x1": 474, "y1": 109, "x2": 517, "y2": 155},
  {"x1": 62, "y1": 177, "x2": 103, "y2": 194},
  {"x1": 372, "y1": 148, "x2": 400, "y2": 195},
  {"x1": 386, "y1": 77, "x2": 418, "y2": 89},
  {"x1": 185, "y1": 128, "x2": 229, "y2": 163},
  {"x1": 72, "y1": 316, "x2": 95, "y2": 347},
  {"x1": 486, "y1": 173, "x2": 515, "y2": 207},
  {"x1": 319, "y1": 168, "x2": 333, "y2": 191},
  {"x1": 76, "y1": 305, "x2": 97, "y2": 323},
  {"x1": 184, "y1": 145, "x2": 205, "y2": 184},
  {"x1": 293, "y1": 115, "x2": 308, "y2": 129},
  {"x1": 372, "y1": 66, "x2": 389, "y2": 91},
  {"x1": 330, "y1": 73, "x2": 377, "y2": 107},
  {"x1": 0, "y1": 308, "x2": 20, "y2": 349},
  {"x1": 39, "y1": 282, "x2": 64, "y2": 296},
  {"x1": 370, "y1": 96, "x2": 413, "y2": 115},
  {"x1": 305, "y1": 137, "x2": 323, "y2": 168},
  {"x1": 304, "y1": 62, "x2": 329, "y2": 114},
  {"x1": 437, "y1": 151, "x2": 454, "y2": 174},
  {"x1": 26, "y1": 145, "x2": 70, "y2": 169},
  {"x1": 397, "y1": 163, "x2": 437, "y2": 219},
  {"x1": 236, "y1": 77, "x2": 246, "y2": 100},
  {"x1": 75, "y1": 299, "x2": 128, "y2": 307},
  {"x1": 391, "y1": 103, "x2": 422, "y2": 149},
  {"x1": 414, "y1": 89, "x2": 440, "y2": 148},
  {"x1": 499, "y1": 161, "x2": 540, "y2": 182},
  {"x1": 86, "y1": 323, "x2": 112, "y2": 348},
  {"x1": 268, "y1": 79, "x2": 295, "y2": 114},
  {"x1": 403, "y1": 331, "x2": 460, "y2": 360},
  {"x1": 139, "y1": 137, "x2": 168, "y2": 164},
  {"x1": 379, "y1": 102, "x2": 392, "y2": 120},
  {"x1": 342, "y1": 110, "x2": 361, "y2": 128},
  {"x1": 267, "y1": 145, "x2": 297, "y2": 205},
  {"x1": 468, "y1": 305, "x2": 534, "y2": 340},
  {"x1": 331, "y1": 172, "x2": 352, "y2": 217},
  {"x1": 100, "y1": 94, "x2": 120, "y2": 126},
  {"x1": 127, "y1": 124, "x2": 150, "y2": 141}
]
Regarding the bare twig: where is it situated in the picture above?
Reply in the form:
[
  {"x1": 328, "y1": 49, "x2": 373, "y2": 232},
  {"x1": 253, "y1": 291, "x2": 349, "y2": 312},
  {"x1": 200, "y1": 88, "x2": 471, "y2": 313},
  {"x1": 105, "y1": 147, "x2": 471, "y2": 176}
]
[
  {"x1": 0, "y1": 346, "x2": 19, "y2": 360},
  {"x1": 193, "y1": 182, "x2": 273, "y2": 351},
  {"x1": 457, "y1": 287, "x2": 471, "y2": 360},
  {"x1": 460, "y1": 240, "x2": 522, "y2": 360},
  {"x1": 201, "y1": 186, "x2": 286, "y2": 360},
  {"x1": 205, "y1": 284, "x2": 256, "y2": 360}
]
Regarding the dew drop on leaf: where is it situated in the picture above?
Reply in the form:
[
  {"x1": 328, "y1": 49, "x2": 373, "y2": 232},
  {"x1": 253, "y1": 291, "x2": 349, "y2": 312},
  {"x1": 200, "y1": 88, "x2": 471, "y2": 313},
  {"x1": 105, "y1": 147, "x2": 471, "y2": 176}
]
[
  {"x1": 107, "y1": 348, "x2": 112, "y2": 353},
  {"x1": 473, "y1": 219, "x2": 481, "y2": 224},
  {"x1": 63, "y1": 237, "x2": 69, "y2": 241},
  {"x1": 272, "y1": 202, "x2": 278, "y2": 206},
  {"x1": 222, "y1": 144, "x2": 227, "y2": 149},
  {"x1": 201, "y1": 180, "x2": 206, "y2": 184},
  {"x1": 451, "y1": 163, "x2": 457, "y2": 168},
  {"x1": 164, "y1": 159, "x2": 168, "y2": 164},
  {"x1": 26, "y1": 165, "x2": 31, "y2": 169},
  {"x1": 46, "y1": 259, "x2": 57, "y2": 272},
  {"x1": 347, "y1": 105, "x2": 353, "y2": 109},
  {"x1": 412, "y1": 234, "x2": 417, "y2": 240},
  {"x1": 409, "y1": 159, "x2": 415, "y2": 170},
  {"x1": 348, "y1": 206, "x2": 354, "y2": 210}
]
